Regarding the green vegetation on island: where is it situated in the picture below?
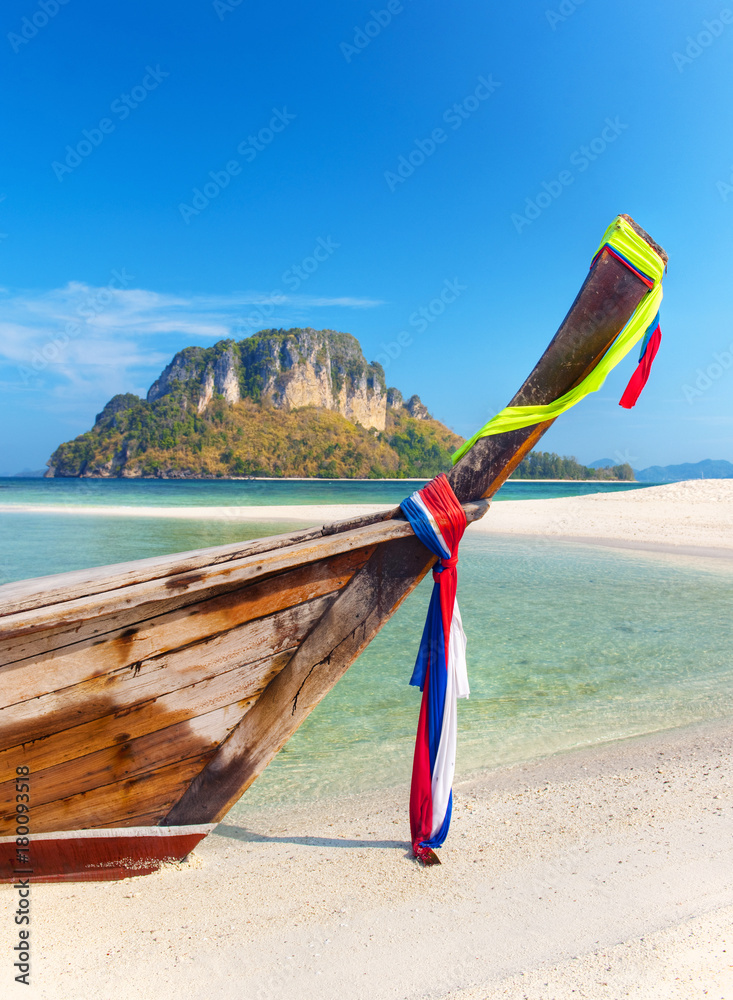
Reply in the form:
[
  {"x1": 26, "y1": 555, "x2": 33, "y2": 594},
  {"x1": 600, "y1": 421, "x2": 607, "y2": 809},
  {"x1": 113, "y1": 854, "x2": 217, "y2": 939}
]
[
  {"x1": 48, "y1": 395, "x2": 462, "y2": 479},
  {"x1": 46, "y1": 329, "x2": 638, "y2": 483},
  {"x1": 511, "y1": 451, "x2": 634, "y2": 481},
  {"x1": 47, "y1": 329, "x2": 463, "y2": 479}
]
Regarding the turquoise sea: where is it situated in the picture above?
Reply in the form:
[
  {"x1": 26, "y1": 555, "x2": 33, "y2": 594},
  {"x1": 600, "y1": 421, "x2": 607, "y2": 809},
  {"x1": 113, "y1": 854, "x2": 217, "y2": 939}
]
[
  {"x1": 240, "y1": 535, "x2": 733, "y2": 813},
  {"x1": 1, "y1": 477, "x2": 731, "y2": 811},
  {"x1": 0, "y1": 476, "x2": 650, "y2": 584},
  {"x1": 0, "y1": 475, "x2": 647, "y2": 510}
]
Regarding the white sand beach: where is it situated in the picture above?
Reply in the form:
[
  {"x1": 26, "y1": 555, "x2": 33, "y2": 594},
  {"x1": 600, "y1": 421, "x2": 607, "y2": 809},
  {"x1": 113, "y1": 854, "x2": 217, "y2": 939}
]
[
  {"x1": 3, "y1": 721, "x2": 731, "y2": 1000},
  {"x1": 484, "y1": 480, "x2": 733, "y2": 558},
  {"x1": 1, "y1": 480, "x2": 731, "y2": 999}
]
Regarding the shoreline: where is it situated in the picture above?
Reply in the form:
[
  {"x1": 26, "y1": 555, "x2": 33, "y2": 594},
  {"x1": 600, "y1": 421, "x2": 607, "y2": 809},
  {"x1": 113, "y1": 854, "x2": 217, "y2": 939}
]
[
  {"x1": 477, "y1": 479, "x2": 733, "y2": 556},
  {"x1": 5, "y1": 716, "x2": 731, "y2": 999},
  {"x1": 497, "y1": 531, "x2": 733, "y2": 561},
  {"x1": 5, "y1": 475, "x2": 645, "y2": 483},
  {"x1": 2, "y1": 481, "x2": 731, "y2": 559}
]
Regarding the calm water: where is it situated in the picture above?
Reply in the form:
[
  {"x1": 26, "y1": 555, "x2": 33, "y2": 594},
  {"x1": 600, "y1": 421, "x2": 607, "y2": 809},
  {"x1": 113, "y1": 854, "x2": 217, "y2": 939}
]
[
  {"x1": 0, "y1": 513, "x2": 313, "y2": 586},
  {"x1": 0, "y1": 475, "x2": 651, "y2": 508},
  {"x1": 234, "y1": 536, "x2": 733, "y2": 812},
  {"x1": 0, "y1": 476, "x2": 654, "y2": 586},
  {"x1": 1, "y1": 476, "x2": 729, "y2": 811}
]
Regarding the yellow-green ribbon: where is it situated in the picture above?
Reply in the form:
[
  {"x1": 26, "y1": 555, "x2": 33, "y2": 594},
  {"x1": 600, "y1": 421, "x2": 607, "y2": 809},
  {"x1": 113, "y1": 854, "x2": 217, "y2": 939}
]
[{"x1": 452, "y1": 216, "x2": 665, "y2": 464}]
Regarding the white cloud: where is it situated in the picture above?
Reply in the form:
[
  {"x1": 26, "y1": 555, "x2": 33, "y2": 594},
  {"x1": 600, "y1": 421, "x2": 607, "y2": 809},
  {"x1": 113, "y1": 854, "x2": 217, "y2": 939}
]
[{"x1": 0, "y1": 280, "x2": 386, "y2": 409}]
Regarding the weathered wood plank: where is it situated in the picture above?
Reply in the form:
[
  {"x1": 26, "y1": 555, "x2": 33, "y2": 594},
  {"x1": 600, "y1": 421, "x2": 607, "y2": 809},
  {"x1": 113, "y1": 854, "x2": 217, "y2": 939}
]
[
  {"x1": 0, "y1": 703, "x2": 243, "y2": 816},
  {"x1": 0, "y1": 500, "x2": 486, "y2": 631},
  {"x1": 21, "y1": 756, "x2": 212, "y2": 835},
  {"x1": 0, "y1": 547, "x2": 371, "y2": 696},
  {"x1": 0, "y1": 595, "x2": 333, "y2": 752},
  {"x1": 0, "y1": 649, "x2": 293, "y2": 783},
  {"x1": 165, "y1": 221, "x2": 667, "y2": 826},
  {"x1": 0, "y1": 518, "x2": 416, "y2": 641},
  {"x1": 164, "y1": 535, "x2": 431, "y2": 825},
  {"x1": 0, "y1": 546, "x2": 372, "y2": 666},
  {"x1": 0, "y1": 523, "x2": 329, "y2": 617},
  {"x1": 89, "y1": 810, "x2": 169, "y2": 830}
]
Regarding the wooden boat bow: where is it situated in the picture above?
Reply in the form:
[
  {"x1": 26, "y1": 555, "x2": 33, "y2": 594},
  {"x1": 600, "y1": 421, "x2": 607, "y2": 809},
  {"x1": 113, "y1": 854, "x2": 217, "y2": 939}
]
[{"x1": 0, "y1": 216, "x2": 667, "y2": 881}]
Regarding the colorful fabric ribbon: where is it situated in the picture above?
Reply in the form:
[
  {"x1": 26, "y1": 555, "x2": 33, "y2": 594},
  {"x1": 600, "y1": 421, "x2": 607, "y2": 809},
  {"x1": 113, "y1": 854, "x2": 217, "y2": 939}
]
[
  {"x1": 400, "y1": 474, "x2": 468, "y2": 864},
  {"x1": 452, "y1": 215, "x2": 666, "y2": 464},
  {"x1": 619, "y1": 311, "x2": 662, "y2": 409}
]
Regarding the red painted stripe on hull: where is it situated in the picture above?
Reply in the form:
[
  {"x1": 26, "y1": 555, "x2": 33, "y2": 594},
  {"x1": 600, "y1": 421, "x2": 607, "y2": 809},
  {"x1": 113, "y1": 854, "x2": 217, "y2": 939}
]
[{"x1": 0, "y1": 826, "x2": 213, "y2": 883}]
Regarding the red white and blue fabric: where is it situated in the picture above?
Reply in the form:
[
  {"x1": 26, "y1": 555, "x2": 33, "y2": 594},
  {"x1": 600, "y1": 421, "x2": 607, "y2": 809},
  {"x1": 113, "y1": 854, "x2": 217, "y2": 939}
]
[{"x1": 400, "y1": 474, "x2": 468, "y2": 862}]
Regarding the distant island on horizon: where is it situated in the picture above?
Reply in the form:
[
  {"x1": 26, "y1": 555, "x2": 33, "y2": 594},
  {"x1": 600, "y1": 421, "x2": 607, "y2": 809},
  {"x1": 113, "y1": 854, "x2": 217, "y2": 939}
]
[
  {"x1": 27, "y1": 327, "x2": 732, "y2": 484},
  {"x1": 11, "y1": 455, "x2": 733, "y2": 483},
  {"x1": 45, "y1": 329, "x2": 462, "y2": 480},
  {"x1": 589, "y1": 457, "x2": 733, "y2": 483}
]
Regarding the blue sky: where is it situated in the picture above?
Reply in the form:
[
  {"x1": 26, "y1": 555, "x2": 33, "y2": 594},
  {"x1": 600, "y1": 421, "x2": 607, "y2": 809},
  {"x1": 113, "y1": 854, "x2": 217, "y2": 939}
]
[{"x1": 1, "y1": 0, "x2": 732, "y2": 474}]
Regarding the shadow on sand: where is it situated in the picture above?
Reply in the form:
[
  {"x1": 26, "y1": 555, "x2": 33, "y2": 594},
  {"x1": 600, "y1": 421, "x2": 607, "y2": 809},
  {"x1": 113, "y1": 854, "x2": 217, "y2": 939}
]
[{"x1": 213, "y1": 822, "x2": 408, "y2": 852}]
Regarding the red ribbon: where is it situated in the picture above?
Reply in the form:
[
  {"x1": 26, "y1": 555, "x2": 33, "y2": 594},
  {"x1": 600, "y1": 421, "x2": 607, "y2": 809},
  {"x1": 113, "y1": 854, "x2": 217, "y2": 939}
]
[{"x1": 619, "y1": 324, "x2": 662, "y2": 409}]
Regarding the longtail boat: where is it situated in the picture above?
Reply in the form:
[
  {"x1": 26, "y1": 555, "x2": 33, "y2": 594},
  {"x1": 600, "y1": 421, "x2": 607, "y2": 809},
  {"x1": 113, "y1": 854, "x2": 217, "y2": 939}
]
[{"x1": 0, "y1": 215, "x2": 667, "y2": 882}]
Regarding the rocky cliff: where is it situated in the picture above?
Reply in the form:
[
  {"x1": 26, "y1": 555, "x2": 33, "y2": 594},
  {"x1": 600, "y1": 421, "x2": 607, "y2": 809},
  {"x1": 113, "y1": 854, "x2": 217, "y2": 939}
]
[
  {"x1": 145, "y1": 329, "x2": 403, "y2": 430},
  {"x1": 47, "y1": 328, "x2": 462, "y2": 479}
]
